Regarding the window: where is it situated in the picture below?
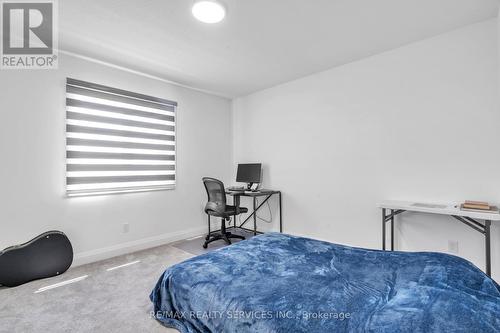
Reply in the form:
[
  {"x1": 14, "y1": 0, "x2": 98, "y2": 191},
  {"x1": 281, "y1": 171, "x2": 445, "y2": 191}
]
[{"x1": 66, "y1": 78, "x2": 176, "y2": 196}]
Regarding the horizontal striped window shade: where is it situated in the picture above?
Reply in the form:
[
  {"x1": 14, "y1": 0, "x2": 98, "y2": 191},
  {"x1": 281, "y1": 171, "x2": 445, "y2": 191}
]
[{"x1": 66, "y1": 78, "x2": 177, "y2": 196}]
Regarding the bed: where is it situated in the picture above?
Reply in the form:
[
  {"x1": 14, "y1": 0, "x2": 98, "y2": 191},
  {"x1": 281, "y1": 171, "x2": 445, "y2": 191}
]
[{"x1": 150, "y1": 233, "x2": 500, "y2": 333}]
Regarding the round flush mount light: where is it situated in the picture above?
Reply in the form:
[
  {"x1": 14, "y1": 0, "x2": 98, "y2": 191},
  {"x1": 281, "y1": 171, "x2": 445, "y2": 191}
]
[{"x1": 192, "y1": 0, "x2": 226, "y2": 24}]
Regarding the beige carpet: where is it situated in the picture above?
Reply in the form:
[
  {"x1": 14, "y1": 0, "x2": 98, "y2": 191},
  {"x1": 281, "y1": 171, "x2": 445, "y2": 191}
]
[{"x1": 0, "y1": 243, "x2": 196, "y2": 333}]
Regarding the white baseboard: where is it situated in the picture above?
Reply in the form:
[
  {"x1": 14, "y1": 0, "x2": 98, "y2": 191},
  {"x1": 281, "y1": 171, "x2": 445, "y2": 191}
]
[{"x1": 72, "y1": 226, "x2": 206, "y2": 267}]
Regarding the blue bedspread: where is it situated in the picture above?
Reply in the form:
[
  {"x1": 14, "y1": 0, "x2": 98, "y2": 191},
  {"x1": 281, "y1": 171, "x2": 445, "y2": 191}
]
[{"x1": 150, "y1": 233, "x2": 500, "y2": 333}]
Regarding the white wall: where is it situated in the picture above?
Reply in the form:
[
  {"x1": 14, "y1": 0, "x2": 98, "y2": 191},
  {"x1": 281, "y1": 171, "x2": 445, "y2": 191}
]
[
  {"x1": 233, "y1": 19, "x2": 500, "y2": 279},
  {"x1": 0, "y1": 53, "x2": 232, "y2": 265}
]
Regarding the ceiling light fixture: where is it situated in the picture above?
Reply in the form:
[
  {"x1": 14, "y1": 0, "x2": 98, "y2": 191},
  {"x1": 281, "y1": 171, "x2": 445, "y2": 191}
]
[{"x1": 192, "y1": 0, "x2": 226, "y2": 24}]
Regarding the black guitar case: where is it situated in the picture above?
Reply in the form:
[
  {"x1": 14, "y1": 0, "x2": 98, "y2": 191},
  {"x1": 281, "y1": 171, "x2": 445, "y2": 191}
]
[{"x1": 0, "y1": 231, "x2": 73, "y2": 287}]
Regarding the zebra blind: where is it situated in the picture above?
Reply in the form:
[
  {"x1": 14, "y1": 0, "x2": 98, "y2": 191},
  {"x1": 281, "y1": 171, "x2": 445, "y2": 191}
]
[{"x1": 66, "y1": 78, "x2": 176, "y2": 196}]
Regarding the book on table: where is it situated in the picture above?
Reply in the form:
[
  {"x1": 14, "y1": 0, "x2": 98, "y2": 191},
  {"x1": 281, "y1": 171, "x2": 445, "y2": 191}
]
[
  {"x1": 460, "y1": 202, "x2": 499, "y2": 214},
  {"x1": 462, "y1": 200, "x2": 490, "y2": 210}
]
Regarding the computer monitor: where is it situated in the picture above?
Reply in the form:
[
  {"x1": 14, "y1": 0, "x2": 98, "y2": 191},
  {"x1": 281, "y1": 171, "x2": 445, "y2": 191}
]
[{"x1": 236, "y1": 163, "x2": 262, "y2": 186}]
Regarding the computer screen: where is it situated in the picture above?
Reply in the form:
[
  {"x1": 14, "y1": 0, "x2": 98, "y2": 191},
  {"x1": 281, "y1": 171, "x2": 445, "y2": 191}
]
[{"x1": 236, "y1": 163, "x2": 262, "y2": 183}]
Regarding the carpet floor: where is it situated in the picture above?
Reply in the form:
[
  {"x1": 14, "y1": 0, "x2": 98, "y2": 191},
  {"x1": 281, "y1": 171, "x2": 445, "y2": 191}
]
[{"x1": 0, "y1": 230, "x2": 253, "y2": 333}]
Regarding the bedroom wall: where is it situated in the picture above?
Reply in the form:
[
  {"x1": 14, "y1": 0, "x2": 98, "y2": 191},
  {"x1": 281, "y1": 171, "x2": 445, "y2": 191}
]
[
  {"x1": 0, "y1": 53, "x2": 232, "y2": 265},
  {"x1": 232, "y1": 19, "x2": 500, "y2": 279}
]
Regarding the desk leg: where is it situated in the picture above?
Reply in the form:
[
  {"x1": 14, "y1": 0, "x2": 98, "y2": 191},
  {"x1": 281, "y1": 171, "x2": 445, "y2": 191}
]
[
  {"x1": 391, "y1": 209, "x2": 395, "y2": 251},
  {"x1": 279, "y1": 192, "x2": 283, "y2": 233},
  {"x1": 485, "y1": 220, "x2": 491, "y2": 276},
  {"x1": 253, "y1": 197, "x2": 257, "y2": 235},
  {"x1": 206, "y1": 215, "x2": 210, "y2": 241},
  {"x1": 233, "y1": 195, "x2": 240, "y2": 229},
  {"x1": 382, "y1": 208, "x2": 386, "y2": 251}
]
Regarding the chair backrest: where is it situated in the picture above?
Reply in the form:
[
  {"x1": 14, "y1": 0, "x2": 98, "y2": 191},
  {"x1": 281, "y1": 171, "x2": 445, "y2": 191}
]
[{"x1": 202, "y1": 177, "x2": 227, "y2": 214}]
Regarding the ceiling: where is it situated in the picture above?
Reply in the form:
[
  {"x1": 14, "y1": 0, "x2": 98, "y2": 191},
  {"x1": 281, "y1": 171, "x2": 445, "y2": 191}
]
[{"x1": 60, "y1": 0, "x2": 499, "y2": 98}]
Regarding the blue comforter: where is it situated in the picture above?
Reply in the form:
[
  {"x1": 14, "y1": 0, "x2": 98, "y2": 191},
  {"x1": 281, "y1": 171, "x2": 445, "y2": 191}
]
[{"x1": 150, "y1": 233, "x2": 500, "y2": 333}]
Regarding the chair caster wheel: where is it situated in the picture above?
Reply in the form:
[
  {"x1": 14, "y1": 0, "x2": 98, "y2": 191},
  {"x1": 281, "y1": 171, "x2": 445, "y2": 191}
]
[{"x1": 202, "y1": 243, "x2": 208, "y2": 249}]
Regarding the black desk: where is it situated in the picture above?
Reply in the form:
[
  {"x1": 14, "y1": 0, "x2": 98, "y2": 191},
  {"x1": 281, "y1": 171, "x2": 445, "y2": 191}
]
[{"x1": 226, "y1": 190, "x2": 282, "y2": 235}]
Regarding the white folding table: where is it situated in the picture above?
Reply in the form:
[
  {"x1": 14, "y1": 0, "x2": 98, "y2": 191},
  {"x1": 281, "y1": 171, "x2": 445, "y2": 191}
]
[{"x1": 378, "y1": 200, "x2": 500, "y2": 276}]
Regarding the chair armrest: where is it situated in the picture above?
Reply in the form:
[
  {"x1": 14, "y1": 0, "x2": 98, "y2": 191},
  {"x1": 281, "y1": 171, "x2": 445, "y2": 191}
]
[{"x1": 205, "y1": 202, "x2": 226, "y2": 214}]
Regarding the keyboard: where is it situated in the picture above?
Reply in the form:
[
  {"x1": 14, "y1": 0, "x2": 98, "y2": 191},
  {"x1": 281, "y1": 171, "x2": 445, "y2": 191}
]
[{"x1": 227, "y1": 186, "x2": 245, "y2": 191}]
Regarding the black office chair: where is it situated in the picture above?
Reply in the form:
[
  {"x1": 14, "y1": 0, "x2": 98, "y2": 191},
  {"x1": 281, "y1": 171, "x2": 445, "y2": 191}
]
[{"x1": 202, "y1": 177, "x2": 247, "y2": 248}]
